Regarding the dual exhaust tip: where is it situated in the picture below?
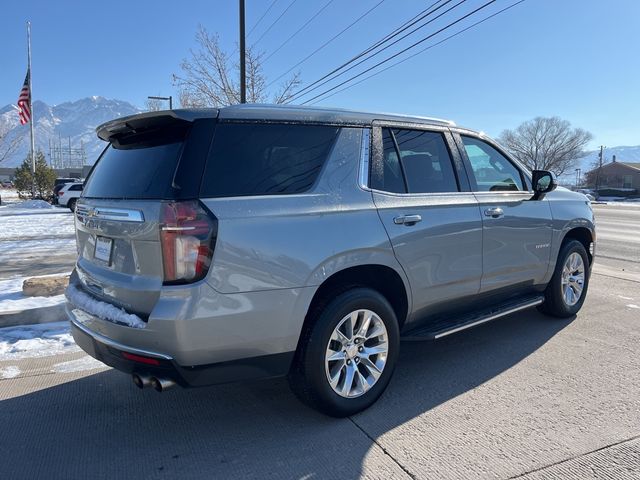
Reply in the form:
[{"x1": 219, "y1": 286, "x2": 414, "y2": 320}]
[{"x1": 132, "y1": 373, "x2": 176, "y2": 392}]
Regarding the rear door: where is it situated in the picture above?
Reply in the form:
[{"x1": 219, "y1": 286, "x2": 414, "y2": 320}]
[
  {"x1": 453, "y1": 132, "x2": 553, "y2": 292},
  {"x1": 74, "y1": 115, "x2": 215, "y2": 316},
  {"x1": 370, "y1": 123, "x2": 483, "y2": 320}
]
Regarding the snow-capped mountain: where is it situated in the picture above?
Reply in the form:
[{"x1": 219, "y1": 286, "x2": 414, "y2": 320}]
[
  {"x1": 0, "y1": 96, "x2": 142, "y2": 167},
  {"x1": 575, "y1": 145, "x2": 640, "y2": 173},
  {"x1": 554, "y1": 145, "x2": 640, "y2": 184}
]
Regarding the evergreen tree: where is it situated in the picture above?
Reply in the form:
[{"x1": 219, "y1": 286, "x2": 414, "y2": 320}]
[{"x1": 13, "y1": 151, "x2": 56, "y2": 199}]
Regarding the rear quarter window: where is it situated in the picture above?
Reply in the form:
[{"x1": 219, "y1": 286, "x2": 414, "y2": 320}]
[{"x1": 200, "y1": 123, "x2": 340, "y2": 197}]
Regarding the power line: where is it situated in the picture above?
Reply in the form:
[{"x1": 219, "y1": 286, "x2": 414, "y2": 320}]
[
  {"x1": 267, "y1": 0, "x2": 387, "y2": 88},
  {"x1": 286, "y1": 0, "x2": 455, "y2": 102},
  {"x1": 247, "y1": 0, "x2": 279, "y2": 38},
  {"x1": 297, "y1": 0, "x2": 500, "y2": 105},
  {"x1": 288, "y1": 0, "x2": 465, "y2": 103},
  {"x1": 251, "y1": 0, "x2": 299, "y2": 47},
  {"x1": 336, "y1": 0, "x2": 449, "y2": 72},
  {"x1": 307, "y1": 0, "x2": 526, "y2": 105},
  {"x1": 263, "y1": 0, "x2": 335, "y2": 63}
]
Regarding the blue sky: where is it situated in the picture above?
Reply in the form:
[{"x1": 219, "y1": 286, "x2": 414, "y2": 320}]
[{"x1": 1, "y1": 0, "x2": 638, "y2": 148}]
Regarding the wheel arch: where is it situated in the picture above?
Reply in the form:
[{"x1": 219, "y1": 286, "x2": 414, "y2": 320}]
[
  {"x1": 561, "y1": 226, "x2": 594, "y2": 265},
  {"x1": 297, "y1": 264, "x2": 411, "y2": 352}
]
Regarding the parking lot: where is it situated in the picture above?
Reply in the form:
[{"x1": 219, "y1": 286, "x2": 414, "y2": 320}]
[{"x1": 0, "y1": 204, "x2": 638, "y2": 479}]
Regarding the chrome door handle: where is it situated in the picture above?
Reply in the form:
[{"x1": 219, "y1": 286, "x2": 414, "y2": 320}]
[
  {"x1": 484, "y1": 207, "x2": 504, "y2": 218},
  {"x1": 394, "y1": 214, "x2": 422, "y2": 225}
]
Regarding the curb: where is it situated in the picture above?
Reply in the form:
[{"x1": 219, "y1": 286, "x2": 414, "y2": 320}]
[{"x1": 0, "y1": 304, "x2": 66, "y2": 329}]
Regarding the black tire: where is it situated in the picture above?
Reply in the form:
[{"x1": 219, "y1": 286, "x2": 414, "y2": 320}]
[
  {"x1": 68, "y1": 198, "x2": 77, "y2": 212},
  {"x1": 288, "y1": 287, "x2": 400, "y2": 417},
  {"x1": 538, "y1": 239, "x2": 590, "y2": 318}
]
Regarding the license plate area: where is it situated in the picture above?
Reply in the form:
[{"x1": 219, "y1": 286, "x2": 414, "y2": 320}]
[{"x1": 94, "y1": 236, "x2": 113, "y2": 264}]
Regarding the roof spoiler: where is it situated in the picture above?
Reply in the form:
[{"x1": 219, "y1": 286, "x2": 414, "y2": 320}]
[{"x1": 96, "y1": 109, "x2": 219, "y2": 142}]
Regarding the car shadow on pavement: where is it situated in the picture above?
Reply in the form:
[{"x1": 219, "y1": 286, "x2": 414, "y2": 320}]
[{"x1": 0, "y1": 309, "x2": 572, "y2": 479}]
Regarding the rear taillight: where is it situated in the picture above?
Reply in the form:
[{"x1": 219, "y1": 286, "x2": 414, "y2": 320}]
[
  {"x1": 160, "y1": 201, "x2": 217, "y2": 284},
  {"x1": 58, "y1": 192, "x2": 64, "y2": 196}
]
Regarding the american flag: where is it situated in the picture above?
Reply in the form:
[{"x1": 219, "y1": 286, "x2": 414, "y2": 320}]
[{"x1": 17, "y1": 70, "x2": 31, "y2": 125}]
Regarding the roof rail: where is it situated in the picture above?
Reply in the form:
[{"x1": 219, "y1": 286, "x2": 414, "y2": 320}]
[{"x1": 376, "y1": 111, "x2": 456, "y2": 126}]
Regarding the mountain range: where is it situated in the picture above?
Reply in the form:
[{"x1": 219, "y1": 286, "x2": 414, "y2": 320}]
[
  {"x1": 0, "y1": 96, "x2": 141, "y2": 168},
  {"x1": 574, "y1": 145, "x2": 640, "y2": 171},
  {"x1": 1, "y1": 97, "x2": 638, "y2": 175}
]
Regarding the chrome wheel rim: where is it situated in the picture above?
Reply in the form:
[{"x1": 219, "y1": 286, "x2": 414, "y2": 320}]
[
  {"x1": 325, "y1": 309, "x2": 389, "y2": 398},
  {"x1": 561, "y1": 252, "x2": 585, "y2": 307}
]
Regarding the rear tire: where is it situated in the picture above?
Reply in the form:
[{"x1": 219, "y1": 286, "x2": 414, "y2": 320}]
[
  {"x1": 288, "y1": 288, "x2": 400, "y2": 417},
  {"x1": 539, "y1": 240, "x2": 590, "y2": 318},
  {"x1": 68, "y1": 198, "x2": 77, "y2": 212}
]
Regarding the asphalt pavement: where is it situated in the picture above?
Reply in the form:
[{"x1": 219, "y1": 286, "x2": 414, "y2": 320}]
[{"x1": 0, "y1": 204, "x2": 639, "y2": 479}]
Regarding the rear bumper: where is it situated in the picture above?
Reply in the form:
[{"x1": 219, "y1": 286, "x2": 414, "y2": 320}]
[{"x1": 69, "y1": 306, "x2": 295, "y2": 387}]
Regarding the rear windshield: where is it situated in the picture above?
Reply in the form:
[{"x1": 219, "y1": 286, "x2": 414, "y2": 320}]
[
  {"x1": 200, "y1": 123, "x2": 340, "y2": 197},
  {"x1": 83, "y1": 142, "x2": 183, "y2": 199}
]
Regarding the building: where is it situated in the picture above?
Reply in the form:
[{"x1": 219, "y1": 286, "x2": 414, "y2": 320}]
[
  {"x1": 586, "y1": 161, "x2": 640, "y2": 192},
  {"x1": 0, "y1": 167, "x2": 87, "y2": 182}
]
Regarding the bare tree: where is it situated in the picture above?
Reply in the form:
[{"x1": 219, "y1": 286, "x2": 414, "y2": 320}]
[
  {"x1": 173, "y1": 25, "x2": 300, "y2": 108},
  {"x1": 145, "y1": 97, "x2": 164, "y2": 112},
  {"x1": 499, "y1": 117, "x2": 593, "y2": 176},
  {"x1": 0, "y1": 120, "x2": 23, "y2": 165}
]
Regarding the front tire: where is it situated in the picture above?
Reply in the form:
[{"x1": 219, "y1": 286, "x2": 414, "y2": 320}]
[
  {"x1": 539, "y1": 239, "x2": 590, "y2": 318},
  {"x1": 289, "y1": 288, "x2": 400, "y2": 417},
  {"x1": 68, "y1": 198, "x2": 77, "y2": 212}
]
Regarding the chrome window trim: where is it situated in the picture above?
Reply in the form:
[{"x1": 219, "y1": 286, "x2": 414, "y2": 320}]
[{"x1": 358, "y1": 128, "x2": 371, "y2": 189}]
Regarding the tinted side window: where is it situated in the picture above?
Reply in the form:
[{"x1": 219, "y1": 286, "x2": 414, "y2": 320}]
[
  {"x1": 371, "y1": 128, "x2": 406, "y2": 193},
  {"x1": 461, "y1": 136, "x2": 524, "y2": 192},
  {"x1": 393, "y1": 129, "x2": 458, "y2": 193},
  {"x1": 69, "y1": 184, "x2": 83, "y2": 191},
  {"x1": 201, "y1": 123, "x2": 339, "y2": 197}
]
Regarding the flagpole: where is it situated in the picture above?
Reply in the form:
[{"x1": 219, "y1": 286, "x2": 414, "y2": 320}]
[{"x1": 27, "y1": 21, "x2": 36, "y2": 198}]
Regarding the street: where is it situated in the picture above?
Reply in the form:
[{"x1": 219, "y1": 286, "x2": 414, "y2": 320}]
[
  {"x1": 0, "y1": 205, "x2": 639, "y2": 479},
  {"x1": 591, "y1": 204, "x2": 640, "y2": 281}
]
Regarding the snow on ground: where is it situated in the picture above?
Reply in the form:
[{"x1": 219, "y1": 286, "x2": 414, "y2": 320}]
[
  {"x1": 4, "y1": 199, "x2": 55, "y2": 210},
  {"x1": 598, "y1": 201, "x2": 640, "y2": 207},
  {"x1": 0, "y1": 321, "x2": 80, "y2": 361},
  {"x1": 0, "y1": 238, "x2": 77, "y2": 264},
  {"x1": 0, "y1": 365, "x2": 21, "y2": 379},
  {"x1": 0, "y1": 205, "x2": 76, "y2": 279},
  {"x1": 0, "y1": 204, "x2": 71, "y2": 216},
  {"x1": 0, "y1": 212, "x2": 75, "y2": 240},
  {"x1": 51, "y1": 356, "x2": 106, "y2": 374},
  {"x1": 0, "y1": 274, "x2": 69, "y2": 313}
]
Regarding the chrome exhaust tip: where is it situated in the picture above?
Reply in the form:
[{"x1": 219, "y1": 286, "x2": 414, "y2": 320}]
[
  {"x1": 150, "y1": 377, "x2": 176, "y2": 392},
  {"x1": 132, "y1": 373, "x2": 153, "y2": 389}
]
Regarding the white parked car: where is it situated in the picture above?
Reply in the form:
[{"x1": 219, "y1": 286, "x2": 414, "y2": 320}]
[{"x1": 57, "y1": 182, "x2": 83, "y2": 211}]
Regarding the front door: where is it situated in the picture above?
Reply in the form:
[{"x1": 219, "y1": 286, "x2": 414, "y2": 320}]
[
  {"x1": 455, "y1": 134, "x2": 553, "y2": 292},
  {"x1": 370, "y1": 125, "x2": 483, "y2": 320}
]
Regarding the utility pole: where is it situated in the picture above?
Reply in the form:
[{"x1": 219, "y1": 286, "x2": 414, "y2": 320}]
[
  {"x1": 575, "y1": 168, "x2": 581, "y2": 188},
  {"x1": 594, "y1": 145, "x2": 605, "y2": 192},
  {"x1": 239, "y1": 0, "x2": 246, "y2": 103}
]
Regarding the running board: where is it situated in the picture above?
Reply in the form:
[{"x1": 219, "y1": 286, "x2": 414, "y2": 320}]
[{"x1": 401, "y1": 295, "x2": 544, "y2": 341}]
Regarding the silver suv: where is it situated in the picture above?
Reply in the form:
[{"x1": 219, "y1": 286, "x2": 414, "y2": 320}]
[{"x1": 66, "y1": 105, "x2": 595, "y2": 417}]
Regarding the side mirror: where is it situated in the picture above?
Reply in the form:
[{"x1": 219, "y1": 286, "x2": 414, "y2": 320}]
[{"x1": 531, "y1": 170, "x2": 557, "y2": 200}]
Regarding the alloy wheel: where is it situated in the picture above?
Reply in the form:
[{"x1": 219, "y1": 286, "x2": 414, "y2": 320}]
[
  {"x1": 324, "y1": 309, "x2": 389, "y2": 398},
  {"x1": 561, "y1": 252, "x2": 585, "y2": 307}
]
